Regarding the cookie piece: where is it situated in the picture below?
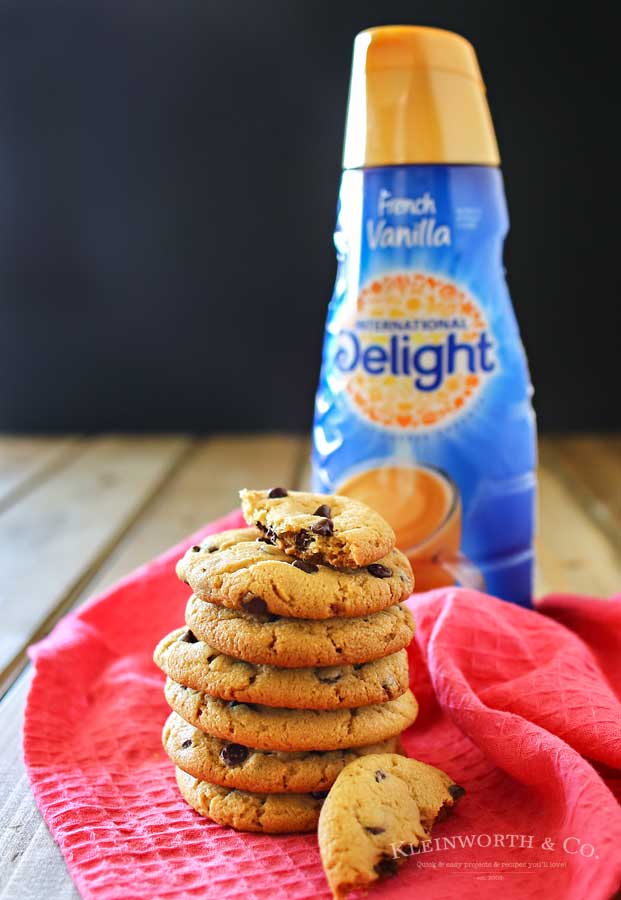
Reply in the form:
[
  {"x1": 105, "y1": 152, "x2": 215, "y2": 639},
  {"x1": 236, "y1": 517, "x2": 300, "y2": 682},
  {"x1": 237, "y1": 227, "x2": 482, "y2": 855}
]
[
  {"x1": 177, "y1": 528, "x2": 413, "y2": 619},
  {"x1": 154, "y1": 628, "x2": 410, "y2": 709},
  {"x1": 164, "y1": 712, "x2": 403, "y2": 793},
  {"x1": 240, "y1": 489, "x2": 396, "y2": 568},
  {"x1": 186, "y1": 596, "x2": 415, "y2": 668},
  {"x1": 175, "y1": 767, "x2": 322, "y2": 833},
  {"x1": 165, "y1": 677, "x2": 419, "y2": 751},
  {"x1": 318, "y1": 754, "x2": 465, "y2": 899}
]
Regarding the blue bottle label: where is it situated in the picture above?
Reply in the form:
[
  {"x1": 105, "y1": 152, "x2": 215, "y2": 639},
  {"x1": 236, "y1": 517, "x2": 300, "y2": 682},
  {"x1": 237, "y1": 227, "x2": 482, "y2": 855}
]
[{"x1": 312, "y1": 166, "x2": 537, "y2": 606}]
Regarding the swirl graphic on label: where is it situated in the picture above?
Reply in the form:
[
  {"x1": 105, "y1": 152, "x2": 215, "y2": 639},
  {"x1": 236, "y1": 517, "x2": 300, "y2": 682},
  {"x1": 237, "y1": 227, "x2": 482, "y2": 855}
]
[{"x1": 333, "y1": 272, "x2": 497, "y2": 431}]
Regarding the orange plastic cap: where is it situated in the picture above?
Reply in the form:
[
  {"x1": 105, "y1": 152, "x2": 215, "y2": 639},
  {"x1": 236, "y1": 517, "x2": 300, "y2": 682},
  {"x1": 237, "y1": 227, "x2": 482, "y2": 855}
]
[{"x1": 343, "y1": 26, "x2": 500, "y2": 168}]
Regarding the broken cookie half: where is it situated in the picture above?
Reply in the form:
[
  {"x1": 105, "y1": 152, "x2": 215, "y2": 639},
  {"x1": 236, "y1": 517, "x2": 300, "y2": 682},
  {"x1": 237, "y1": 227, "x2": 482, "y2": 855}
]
[{"x1": 318, "y1": 753, "x2": 465, "y2": 900}]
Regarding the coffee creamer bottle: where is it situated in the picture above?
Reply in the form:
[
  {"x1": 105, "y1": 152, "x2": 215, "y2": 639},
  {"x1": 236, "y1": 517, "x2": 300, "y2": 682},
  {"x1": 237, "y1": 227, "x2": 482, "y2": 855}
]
[{"x1": 312, "y1": 26, "x2": 537, "y2": 606}]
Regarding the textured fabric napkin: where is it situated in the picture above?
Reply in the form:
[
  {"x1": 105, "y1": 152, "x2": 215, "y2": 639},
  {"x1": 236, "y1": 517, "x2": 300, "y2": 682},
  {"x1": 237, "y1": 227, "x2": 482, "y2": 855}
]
[{"x1": 24, "y1": 510, "x2": 621, "y2": 900}]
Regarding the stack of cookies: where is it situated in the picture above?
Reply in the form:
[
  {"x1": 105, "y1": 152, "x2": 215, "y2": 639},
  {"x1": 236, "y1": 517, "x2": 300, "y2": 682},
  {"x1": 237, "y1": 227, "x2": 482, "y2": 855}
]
[{"x1": 154, "y1": 488, "x2": 419, "y2": 834}]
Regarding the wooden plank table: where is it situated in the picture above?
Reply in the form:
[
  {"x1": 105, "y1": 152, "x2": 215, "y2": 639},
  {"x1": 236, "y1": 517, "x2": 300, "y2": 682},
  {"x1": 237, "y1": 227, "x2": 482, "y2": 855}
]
[{"x1": 0, "y1": 433, "x2": 619, "y2": 898}]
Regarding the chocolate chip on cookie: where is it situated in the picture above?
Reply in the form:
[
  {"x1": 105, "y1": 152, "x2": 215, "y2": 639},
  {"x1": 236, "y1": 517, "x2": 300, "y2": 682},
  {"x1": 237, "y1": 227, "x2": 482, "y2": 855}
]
[
  {"x1": 291, "y1": 559, "x2": 319, "y2": 574},
  {"x1": 313, "y1": 504, "x2": 332, "y2": 518},
  {"x1": 311, "y1": 517, "x2": 334, "y2": 537},
  {"x1": 316, "y1": 669, "x2": 342, "y2": 685},
  {"x1": 268, "y1": 487, "x2": 288, "y2": 498},
  {"x1": 179, "y1": 629, "x2": 198, "y2": 643},
  {"x1": 219, "y1": 743, "x2": 250, "y2": 767},
  {"x1": 374, "y1": 857, "x2": 398, "y2": 878},
  {"x1": 241, "y1": 596, "x2": 268, "y2": 615},
  {"x1": 295, "y1": 530, "x2": 313, "y2": 552},
  {"x1": 367, "y1": 564, "x2": 393, "y2": 579}
]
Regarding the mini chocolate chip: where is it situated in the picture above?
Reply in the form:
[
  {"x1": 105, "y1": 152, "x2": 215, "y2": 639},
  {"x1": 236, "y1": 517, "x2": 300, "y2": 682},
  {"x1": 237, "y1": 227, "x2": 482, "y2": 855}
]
[
  {"x1": 367, "y1": 564, "x2": 393, "y2": 579},
  {"x1": 268, "y1": 487, "x2": 288, "y2": 498},
  {"x1": 181, "y1": 739, "x2": 192, "y2": 749},
  {"x1": 313, "y1": 504, "x2": 332, "y2": 518},
  {"x1": 256, "y1": 536, "x2": 272, "y2": 544},
  {"x1": 208, "y1": 545, "x2": 218, "y2": 553},
  {"x1": 179, "y1": 630, "x2": 198, "y2": 643},
  {"x1": 316, "y1": 670, "x2": 342, "y2": 684},
  {"x1": 220, "y1": 743, "x2": 250, "y2": 766},
  {"x1": 375, "y1": 770, "x2": 387, "y2": 782},
  {"x1": 310, "y1": 791, "x2": 329, "y2": 800},
  {"x1": 365, "y1": 826, "x2": 385, "y2": 835},
  {"x1": 295, "y1": 529, "x2": 313, "y2": 552},
  {"x1": 374, "y1": 857, "x2": 398, "y2": 878},
  {"x1": 242, "y1": 596, "x2": 268, "y2": 615},
  {"x1": 191, "y1": 545, "x2": 201, "y2": 552},
  {"x1": 353, "y1": 664, "x2": 363, "y2": 670},
  {"x1": 448, "y1": 783, "x2": 466, "y2": 801},
  {"x1": 311, "y1": 517, "x2": 334, "y2": 537},
  {"x1": 292, "y1": 559, "x2": 319, "y2": 574}
]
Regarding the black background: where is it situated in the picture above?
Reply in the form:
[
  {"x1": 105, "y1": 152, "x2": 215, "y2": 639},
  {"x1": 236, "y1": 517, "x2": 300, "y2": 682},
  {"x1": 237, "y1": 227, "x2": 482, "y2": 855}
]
[{"x1": 1, "y1": 1, "x2": 618, "y2": 433}]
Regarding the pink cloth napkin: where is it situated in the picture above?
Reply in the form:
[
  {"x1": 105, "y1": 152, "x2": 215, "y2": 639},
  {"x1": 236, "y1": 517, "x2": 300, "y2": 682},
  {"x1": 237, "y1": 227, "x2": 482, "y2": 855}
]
[{"x1": 24, "y1": 509, "x2": 621, "y2": 900}]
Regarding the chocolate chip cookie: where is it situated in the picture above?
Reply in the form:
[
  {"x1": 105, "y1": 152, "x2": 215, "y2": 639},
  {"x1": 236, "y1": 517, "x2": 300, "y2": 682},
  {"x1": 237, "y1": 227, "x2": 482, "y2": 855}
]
[
  {"x1": 163, "y1": 711, "x2": 403, "y2": 793},
  {"x1": 240, "y1": 489, "x2": 396, "y2": 568},
  {"x1": 185, "y1": 595, "x2": 415, "y2": 668},
  {"x1": 318, "y1": 753, "x2": 465, "y2": 899},
  {"x1": 165, "y1": 677, "x2": 419, "y2": 751},
  {"x1": 175, "y1": 767, "x2": 323, "y2": 833},
  {"x1": 176, "y1": 528, "x2": 413, "y2": 619},
  {"x1": 154, "y1": 628, "x2": 410, "y2": 708}
]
